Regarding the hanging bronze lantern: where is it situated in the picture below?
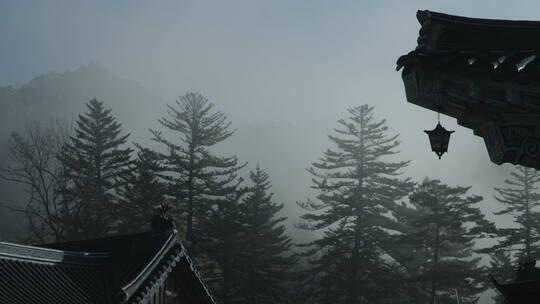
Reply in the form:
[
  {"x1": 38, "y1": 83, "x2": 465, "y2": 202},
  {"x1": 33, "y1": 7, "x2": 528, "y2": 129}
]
[{"x1": 424, "y1": 122, "x2": 454, "y2": 159}]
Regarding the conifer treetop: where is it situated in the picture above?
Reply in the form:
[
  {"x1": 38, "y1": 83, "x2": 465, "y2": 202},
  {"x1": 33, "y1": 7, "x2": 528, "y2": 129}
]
[
  {"x1": 152, "y1": 92, "x2": 234, "y2": 149},
  {"x1": 483, "y1": 166, "x2": 540, "y2": 260},
  {"x1": 58, "y1": 98, "x2": 133, "y2": 240},
  {"x1": 299, "y1": 104, "x2": 412, "y2": 231}
]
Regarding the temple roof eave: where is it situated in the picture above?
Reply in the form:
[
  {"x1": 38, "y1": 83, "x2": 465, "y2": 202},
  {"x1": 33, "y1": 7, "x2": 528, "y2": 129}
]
[{"x1": 397, "y1": 10, "x2": 540, "y2": 170}]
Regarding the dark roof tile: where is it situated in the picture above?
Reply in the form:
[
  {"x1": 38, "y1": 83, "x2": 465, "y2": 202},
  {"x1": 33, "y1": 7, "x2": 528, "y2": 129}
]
[
  {"x1": 397, "y1": 11, "x2": 540, "y2": 84},
  {"x1": 0, "y1": 230, "x2": 215, "y2": 304}
]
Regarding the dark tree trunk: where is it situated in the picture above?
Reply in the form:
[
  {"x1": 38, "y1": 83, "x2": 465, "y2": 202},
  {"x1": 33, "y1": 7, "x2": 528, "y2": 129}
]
[{"x1": 430, "y1": 223, "x2": 440, "y2": 304}]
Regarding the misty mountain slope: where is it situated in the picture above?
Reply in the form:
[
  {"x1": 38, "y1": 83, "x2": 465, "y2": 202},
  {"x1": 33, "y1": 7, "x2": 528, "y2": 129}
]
[
  {"x1": 0, "y1": 64, "x2": 166, "y2": 240},
  {"x1": 0, "y1": 63, "x2": 165, "y2": 144}
]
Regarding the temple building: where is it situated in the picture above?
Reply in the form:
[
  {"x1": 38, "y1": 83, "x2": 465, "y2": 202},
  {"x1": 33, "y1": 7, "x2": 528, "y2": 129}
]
[
  {"x1": 397, "y1": 10, "x2": 540, "y2": 304},
  {"x1": 398, "y1": 10, "x2": 540, "y2": 169},
  {"x1": 490, "y1": 261, "x2": 540, "y2": 304},
  {"x1": 397, "y1": 11, "x2": 540, "y2": 304},
  {"x1": 0, "y1": 218, "x2": 215, "y2": 304}
]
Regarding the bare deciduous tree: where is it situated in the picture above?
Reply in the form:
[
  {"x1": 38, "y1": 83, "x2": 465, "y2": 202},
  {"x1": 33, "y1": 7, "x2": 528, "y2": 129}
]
[{"x1": 0, "y1": 120, "x2": 69, "y2": 243}]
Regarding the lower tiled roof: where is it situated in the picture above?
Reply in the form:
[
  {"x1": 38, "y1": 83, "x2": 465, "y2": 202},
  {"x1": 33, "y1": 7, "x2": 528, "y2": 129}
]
[
  {"x1": 491, "y1": 275, "x2": 540, "y2": 304},
  {"x1": 0, "y1": 230, "x2": 215, "y2": 304},
  {"x1": 40, "y1": 231, "x2": 166, "y2": 290},
  {"x1": 0, "y1": 242, "x2": 113, "y2": 304}
]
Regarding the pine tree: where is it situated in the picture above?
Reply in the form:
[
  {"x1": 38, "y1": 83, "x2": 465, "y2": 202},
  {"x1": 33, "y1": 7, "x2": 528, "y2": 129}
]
[
  {"x1": 234, "y1": 165, "x2": 296, "y2": 304},
  {"x1": 150, "y1": 93, "x2": 245, "y2": 247},
  {"x1": 297, "y1": 105, "x2": 413, "y2": 304},
  {"x1": 117, "y1": 145, "x2": 167, "y2": 234},
  {"x1": 484, "y1": 166, "x2": 540, "y2": 261},
  {"x1": 404, "y1": 178, "x2": 495, "y2": 304},
  {"x1": 59, "y1": 99, "x2": 132, "y2": 240}
]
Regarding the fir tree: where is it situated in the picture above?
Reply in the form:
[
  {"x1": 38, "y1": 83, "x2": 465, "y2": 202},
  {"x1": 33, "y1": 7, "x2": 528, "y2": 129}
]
[
  {"x1": 404, "y1": 178, "x2": 495, "y2": 304},
  {"x1": 297, "y1": 105, "x2": 413, "y2": 304},
  {"x1": 150, "y1": 93, "x2": 245, "y2": 246},
  {"x1": 484, "y1": 166, "x2": 540, "y2": 261},
  {"x1": 117, "y1": 145, "x2": 167, "y2": 234},
  {"x1": 59, "y1": 99, "x2": 132, "y2": 240},
  {"x1": 199, "y1": 186, "x2": 245, "y2": 304},
  {"x1": 234, "y1": 165, "x2": 296, "y2": 304},
  {"x1": 385, "y1": 201, "x2": 434, "y2": 304}
]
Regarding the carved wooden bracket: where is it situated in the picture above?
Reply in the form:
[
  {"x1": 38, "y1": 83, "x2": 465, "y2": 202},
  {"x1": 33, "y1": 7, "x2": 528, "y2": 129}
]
[{"x1": 402, "y1": 67, "x2": 540, "y2": 169}]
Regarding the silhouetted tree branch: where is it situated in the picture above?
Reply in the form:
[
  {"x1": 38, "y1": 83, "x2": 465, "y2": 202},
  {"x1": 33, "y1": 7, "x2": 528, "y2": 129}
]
[{"x1": 0, "y1": 120, "x2": 70, "y2": 243}]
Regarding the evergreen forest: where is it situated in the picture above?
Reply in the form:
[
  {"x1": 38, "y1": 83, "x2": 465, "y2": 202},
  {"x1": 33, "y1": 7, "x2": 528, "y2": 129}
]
[{"x1": 1, "y1": 70, "x2": 535, "y2": 304}]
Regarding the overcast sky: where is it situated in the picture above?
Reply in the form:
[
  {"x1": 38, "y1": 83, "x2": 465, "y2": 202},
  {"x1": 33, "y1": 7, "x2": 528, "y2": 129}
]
[
  {"x1": 2, "y1": 0, "x2": 540, "y2": 228},
  {"x1": 3, "y1": 0, "x2": 539, "y2": 122}
]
